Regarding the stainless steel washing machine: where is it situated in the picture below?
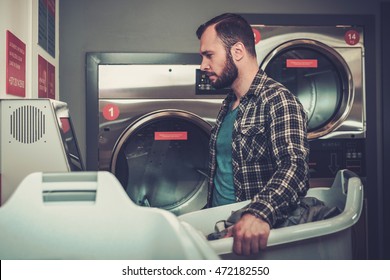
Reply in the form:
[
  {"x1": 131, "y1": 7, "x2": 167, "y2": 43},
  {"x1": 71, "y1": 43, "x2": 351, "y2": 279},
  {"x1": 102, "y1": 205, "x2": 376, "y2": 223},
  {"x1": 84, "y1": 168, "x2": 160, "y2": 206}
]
[
  {"x1": 251, "y1": 25, "x2": 366, "y2": 181},
  {"x1": 97, "y1": 63, "x2": 224, "y2": 215},
  {"x1": 253, "y1": 25, "x2": 365, "y2": 139}
]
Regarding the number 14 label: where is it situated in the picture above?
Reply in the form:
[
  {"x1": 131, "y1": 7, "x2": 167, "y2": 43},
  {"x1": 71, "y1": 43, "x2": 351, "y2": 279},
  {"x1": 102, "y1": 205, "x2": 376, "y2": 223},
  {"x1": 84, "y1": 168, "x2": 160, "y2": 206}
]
[{"x1": 345, "y1": 30, "x2": 360, "y2": 46}]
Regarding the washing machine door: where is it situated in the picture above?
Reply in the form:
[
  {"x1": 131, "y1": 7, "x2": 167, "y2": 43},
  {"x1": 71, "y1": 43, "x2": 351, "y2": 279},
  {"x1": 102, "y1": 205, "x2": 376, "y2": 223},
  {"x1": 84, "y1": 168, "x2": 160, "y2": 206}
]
[
  {"x1": 261, "y1": 39, "x2": 354, "y2": 139},
  {"x1": 111, "y1": 110, "x2": 211, "y2": 215}
]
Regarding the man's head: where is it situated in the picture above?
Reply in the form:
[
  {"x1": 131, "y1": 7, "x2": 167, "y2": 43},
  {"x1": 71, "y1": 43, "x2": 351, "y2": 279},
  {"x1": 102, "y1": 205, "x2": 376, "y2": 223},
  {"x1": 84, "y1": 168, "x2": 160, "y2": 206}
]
[
  {"x1": 196, "y1": 13, "x2": 256, "y2": 58},
  {"x1": 197, "y1": 13, "x2": 256, "y2": 89}
]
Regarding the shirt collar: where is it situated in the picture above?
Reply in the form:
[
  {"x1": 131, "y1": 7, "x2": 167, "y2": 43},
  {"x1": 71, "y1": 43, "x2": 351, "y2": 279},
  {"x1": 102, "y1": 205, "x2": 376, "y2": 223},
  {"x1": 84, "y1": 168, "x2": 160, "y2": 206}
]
[{"x1": 223, "y1": 68, "x2": 268, "y2": 106}]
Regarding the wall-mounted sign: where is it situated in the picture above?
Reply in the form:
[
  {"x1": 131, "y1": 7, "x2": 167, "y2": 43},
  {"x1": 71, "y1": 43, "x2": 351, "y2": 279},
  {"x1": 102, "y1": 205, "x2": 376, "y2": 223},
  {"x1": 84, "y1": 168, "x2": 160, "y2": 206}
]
[
  {"x1": 39, "y1": 0, "x2": 56, "y2": 58},
  {"x1": 38, "y1": 55, "x2": 47, "y2": 98},
  {"x1": 47, "y1": 62, "x2": 55, "y2": 99},
  {"x1": 38, "y1": 55, "x2": 55, "y2": 99},
  {"x1": 6, "y1": 31, "x2": 26, "y2": 97}
]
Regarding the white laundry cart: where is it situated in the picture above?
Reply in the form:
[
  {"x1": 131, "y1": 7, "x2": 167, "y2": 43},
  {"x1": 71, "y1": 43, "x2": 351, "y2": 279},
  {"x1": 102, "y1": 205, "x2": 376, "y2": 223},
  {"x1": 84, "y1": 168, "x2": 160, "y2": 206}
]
[{"x1": 179, "y1": 169, "x2": 364, "y2": 259}]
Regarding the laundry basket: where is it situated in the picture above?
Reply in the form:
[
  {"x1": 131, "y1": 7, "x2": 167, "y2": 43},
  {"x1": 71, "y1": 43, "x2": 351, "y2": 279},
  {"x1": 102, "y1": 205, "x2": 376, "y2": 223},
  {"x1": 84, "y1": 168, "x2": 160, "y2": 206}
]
[
  {"x1": 0, "y1": 171, "x2": 219, "y2": 260},
  {"x1": 179, "y1": 169, "x2": 364, "y2": 259}
]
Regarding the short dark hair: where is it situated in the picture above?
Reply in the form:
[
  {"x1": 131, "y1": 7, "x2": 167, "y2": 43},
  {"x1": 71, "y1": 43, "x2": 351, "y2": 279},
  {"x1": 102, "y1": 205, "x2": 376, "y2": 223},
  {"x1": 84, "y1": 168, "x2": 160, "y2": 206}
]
[{"x1": 196, "y1": 13, "x2": 256, "y2": 58}]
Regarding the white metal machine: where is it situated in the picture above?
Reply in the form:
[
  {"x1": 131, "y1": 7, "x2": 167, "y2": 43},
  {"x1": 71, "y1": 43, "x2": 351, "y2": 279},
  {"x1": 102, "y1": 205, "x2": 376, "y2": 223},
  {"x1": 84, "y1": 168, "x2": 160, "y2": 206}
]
[
  {"x1": 0, "y1": 99, "x2": 84, "y2": 205},
  {"x1": 0, "y1": 171, "x2": 218, "y2": 259}
]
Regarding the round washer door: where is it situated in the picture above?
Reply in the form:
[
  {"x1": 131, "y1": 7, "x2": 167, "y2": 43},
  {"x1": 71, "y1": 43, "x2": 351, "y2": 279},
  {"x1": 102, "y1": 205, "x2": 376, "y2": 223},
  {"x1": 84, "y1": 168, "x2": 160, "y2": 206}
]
[
  {"x1": 261, "y1": 39, "x2": 354, "y2": 139},
  {"x1": 111, "y1": 110, "x2": 211, "y2": 215}
]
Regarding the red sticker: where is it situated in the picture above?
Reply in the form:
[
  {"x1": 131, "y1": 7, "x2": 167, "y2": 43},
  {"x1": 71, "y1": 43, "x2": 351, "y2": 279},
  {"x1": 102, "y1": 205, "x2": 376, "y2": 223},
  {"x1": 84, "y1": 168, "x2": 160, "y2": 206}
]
[
  {"x1": 60, "y1": 118, "x2": 70, "y2": 133},
  {"x1": 345, "y1": 30, "x2": 360, "y2": 46},
  {"x1": 253, "y1": 28, "x2": 261, "y2": 45},
  {"x1": 154, "y1": 132, "x2": 188, "y2": 141},
  {"x1": 102, "y1": 104, "x2": 120, "y2": 121},
  {"x1": 286, "y1": 59, "x2": 318, "y2": 68}
]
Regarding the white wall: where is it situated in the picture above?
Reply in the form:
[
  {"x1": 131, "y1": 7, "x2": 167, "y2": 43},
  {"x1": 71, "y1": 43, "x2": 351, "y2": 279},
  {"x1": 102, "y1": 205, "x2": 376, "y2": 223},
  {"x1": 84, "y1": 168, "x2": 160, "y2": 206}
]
[{"x1": 0, "y1": 0, "x2": 31, "y2": 99}]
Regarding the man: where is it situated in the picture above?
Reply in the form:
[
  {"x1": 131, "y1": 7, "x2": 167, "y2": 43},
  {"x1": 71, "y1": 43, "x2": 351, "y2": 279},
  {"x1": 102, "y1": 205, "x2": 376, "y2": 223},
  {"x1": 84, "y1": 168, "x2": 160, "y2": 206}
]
[{"x1": 197, "y1": 13, "x2": 310, "y2": 256}]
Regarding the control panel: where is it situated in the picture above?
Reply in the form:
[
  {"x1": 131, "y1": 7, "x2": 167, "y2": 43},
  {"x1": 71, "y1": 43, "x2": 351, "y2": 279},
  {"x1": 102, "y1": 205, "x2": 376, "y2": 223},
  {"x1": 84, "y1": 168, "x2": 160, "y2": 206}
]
[
  {"x1": 309, "y1": 138, "x2": 366, "y2": 179},
  {"x1": 195, "y1": 69, "x2": 230, "y2": 95}
]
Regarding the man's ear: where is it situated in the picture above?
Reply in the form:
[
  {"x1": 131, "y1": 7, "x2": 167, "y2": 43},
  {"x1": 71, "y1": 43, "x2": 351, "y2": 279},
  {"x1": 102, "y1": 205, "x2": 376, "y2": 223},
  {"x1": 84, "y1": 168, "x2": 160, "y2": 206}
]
[{"x1": 230, "y1": 42, "x2": 245, "y2": 62}]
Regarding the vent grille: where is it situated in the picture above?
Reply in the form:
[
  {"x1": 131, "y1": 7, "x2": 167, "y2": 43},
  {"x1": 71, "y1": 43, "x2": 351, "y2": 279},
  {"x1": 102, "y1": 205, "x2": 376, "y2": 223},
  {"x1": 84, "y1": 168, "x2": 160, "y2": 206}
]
[{"x1": 10, "y1": 105, "x2": 46, "y2": 144}]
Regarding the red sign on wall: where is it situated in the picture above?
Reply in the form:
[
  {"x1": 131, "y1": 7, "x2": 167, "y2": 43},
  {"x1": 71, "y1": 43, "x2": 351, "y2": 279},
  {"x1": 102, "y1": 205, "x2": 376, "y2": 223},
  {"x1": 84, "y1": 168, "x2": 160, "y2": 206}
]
[
  {"x1": 38, "y1": 55, "x2": 48, "y2": 98},
  {"x1": 38, "y1": 55, "x2": 55, "y2": 99},
  {"x1": 48, "y1": 62, "x2": 55, "y2": 99},
  {"x1": 6, "y1": 31, "x2": 26, "y2": 97}
]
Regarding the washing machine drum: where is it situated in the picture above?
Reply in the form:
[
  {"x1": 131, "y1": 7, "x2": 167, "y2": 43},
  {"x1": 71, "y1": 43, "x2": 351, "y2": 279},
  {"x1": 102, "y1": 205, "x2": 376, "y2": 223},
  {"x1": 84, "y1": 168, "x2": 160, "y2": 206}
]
[
  {"x1": 111, "y1": 110, "x2": 211, "y2": 215},
  {"x1": 262, "y1": 40, "x2": 353, "y2": 139}
]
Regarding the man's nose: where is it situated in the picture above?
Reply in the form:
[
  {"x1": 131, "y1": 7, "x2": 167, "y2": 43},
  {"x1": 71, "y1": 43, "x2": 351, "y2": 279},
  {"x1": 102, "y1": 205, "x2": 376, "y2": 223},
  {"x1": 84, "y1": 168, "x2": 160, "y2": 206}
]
[{"x1": 200, "y1": 58, "x2": 209, "y2": 71}]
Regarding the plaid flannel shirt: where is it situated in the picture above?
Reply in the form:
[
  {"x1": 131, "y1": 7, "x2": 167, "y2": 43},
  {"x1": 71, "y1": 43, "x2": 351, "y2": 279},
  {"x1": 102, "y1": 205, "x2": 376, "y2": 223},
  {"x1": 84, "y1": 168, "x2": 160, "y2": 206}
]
[{"x1": 207, "y1": 69, "x2": 310, "y2": 228}]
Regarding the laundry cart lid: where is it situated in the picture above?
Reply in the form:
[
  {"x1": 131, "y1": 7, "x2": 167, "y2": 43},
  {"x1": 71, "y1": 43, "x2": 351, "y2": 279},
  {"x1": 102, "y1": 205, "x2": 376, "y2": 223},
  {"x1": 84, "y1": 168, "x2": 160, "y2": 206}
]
[{"x1": 0, "y1": 171, "x2": 218, "y2": 260}]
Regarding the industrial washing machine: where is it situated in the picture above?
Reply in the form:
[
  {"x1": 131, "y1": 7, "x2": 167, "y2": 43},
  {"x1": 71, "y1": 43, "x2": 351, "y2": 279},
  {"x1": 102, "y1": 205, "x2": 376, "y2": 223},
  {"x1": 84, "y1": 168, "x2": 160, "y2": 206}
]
[
  {"x1": 96, "y1": 54, "x2": 225, "y2": 215},
  {"x1": 248, "y1": 24, "x2": 368, "y2": 259},
  {"x1": 251, "y1": 25, "x2": 366, "y2": 183}
]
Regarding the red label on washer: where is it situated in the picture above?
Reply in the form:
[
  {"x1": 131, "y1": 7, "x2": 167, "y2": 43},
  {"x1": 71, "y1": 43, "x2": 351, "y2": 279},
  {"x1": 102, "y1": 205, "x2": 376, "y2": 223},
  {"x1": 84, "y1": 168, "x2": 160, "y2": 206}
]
[
  {"x1": 102, "y1": 104, "x2": 120, "y2": 121},
  {"x1": 345, "y1": 30, "x2": 360, "y2": 46},
  {"x1": 252, "y1": 28, "x2": 261, "y2": 44},
  {"x1": 155, "y1": 132, "x2": 188, "y2": 141},
  {"x1": 286, "y1": 59, "x2": 318, "y2": 68}
]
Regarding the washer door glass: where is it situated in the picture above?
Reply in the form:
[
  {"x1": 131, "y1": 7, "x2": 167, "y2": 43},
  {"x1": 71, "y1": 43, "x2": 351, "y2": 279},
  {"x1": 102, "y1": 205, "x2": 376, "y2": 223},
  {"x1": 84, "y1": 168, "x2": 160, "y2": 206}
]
[
  {"x1": 112, "y1": 111, "x2": 211, "y2": 215},
  {"x1": 262, "y1": 43, "x2": 351, "y2": 139}
]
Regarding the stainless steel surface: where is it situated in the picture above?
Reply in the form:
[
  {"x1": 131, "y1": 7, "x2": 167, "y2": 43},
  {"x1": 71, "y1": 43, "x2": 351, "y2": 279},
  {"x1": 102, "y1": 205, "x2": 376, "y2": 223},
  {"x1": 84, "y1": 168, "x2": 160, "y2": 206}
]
[
  {"x1": 253, "y1": 25, "x2": 365, "y2": 139},
  {"x1": 99, "y1": 99, "x2": 222, "y2": 171},
  {"x1": 99, "y1": 64, "x2": 218, "y2": 99}
]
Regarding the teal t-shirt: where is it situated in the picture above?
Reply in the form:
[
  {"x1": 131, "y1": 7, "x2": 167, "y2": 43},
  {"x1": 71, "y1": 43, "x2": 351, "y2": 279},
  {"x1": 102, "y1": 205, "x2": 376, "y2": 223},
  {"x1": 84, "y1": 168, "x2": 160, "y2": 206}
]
[{"x1": 212, "y1": 105, "x2": 238, "y2": 207}]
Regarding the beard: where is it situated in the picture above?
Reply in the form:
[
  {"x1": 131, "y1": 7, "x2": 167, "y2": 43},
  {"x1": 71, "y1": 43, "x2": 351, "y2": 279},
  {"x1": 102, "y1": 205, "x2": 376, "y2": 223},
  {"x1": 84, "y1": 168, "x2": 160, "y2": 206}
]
[{"x1": 210, "y1": 53, "x2": 238, "y2": 89}]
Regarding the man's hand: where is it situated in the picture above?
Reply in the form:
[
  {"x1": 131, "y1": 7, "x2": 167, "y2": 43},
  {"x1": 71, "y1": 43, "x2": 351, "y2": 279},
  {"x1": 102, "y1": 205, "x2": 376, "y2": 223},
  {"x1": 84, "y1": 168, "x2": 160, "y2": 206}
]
[{"x1": 225, "y1": 213, "x2": 270, "y2": 255}]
